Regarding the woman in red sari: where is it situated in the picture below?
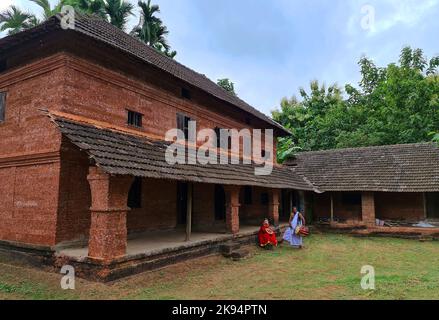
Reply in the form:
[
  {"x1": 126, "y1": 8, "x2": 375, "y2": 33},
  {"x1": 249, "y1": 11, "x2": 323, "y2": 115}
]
[{"x1": 258, "y1": 219, "x2": 278, "y2": 248}]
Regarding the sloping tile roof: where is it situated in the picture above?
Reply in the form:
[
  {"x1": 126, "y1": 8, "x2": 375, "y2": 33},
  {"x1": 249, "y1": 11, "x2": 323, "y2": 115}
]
[
  {"x1": 49, "y1": 115, "x2": 318, "y2": 191},
  {"x1": 287, "y1": 143, "x2": 439, "y2": 192},
  {"x1": 0, "y1": 14, "x2": 289, "y2": 135}
]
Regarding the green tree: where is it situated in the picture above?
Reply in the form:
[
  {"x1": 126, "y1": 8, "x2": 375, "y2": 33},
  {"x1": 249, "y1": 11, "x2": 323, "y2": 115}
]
[
  {"x1": 0, "y1": 6, "x2": 36, "y2": 35},
  {"x1": 64, "y1": 0, "x2": 106, "y2": 18},
  {"x1": 272, "y1": 46, "x2": 439, "y2": 160},
  {"x1": 103, "y1": 0, "x2": 134, "y2": 30},
  {"x1": 30, "y1": 0, "x2": 66, "y2": 21},
  {"x1": 217, "y1": 78, "x2": 237, "y2": 96},
  {"x1": 131, "y1": 0, "x2": 176, "y2": 58}
]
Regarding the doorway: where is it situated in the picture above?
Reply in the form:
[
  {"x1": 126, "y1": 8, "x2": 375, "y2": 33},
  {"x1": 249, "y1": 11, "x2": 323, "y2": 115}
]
[{"x1": 426, "y1": 193, "x2": 439, "y2": 219}]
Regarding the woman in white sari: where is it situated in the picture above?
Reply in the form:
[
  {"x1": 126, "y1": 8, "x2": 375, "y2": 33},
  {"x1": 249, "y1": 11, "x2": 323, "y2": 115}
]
[{"x1": 283, "y1": 207, "x2": 306, "y2": 248}]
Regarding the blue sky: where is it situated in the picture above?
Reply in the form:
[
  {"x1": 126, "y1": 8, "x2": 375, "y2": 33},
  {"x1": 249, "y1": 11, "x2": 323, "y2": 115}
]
[{"x1": 2, "y1": 0, "x2": 439, "y2": 116}]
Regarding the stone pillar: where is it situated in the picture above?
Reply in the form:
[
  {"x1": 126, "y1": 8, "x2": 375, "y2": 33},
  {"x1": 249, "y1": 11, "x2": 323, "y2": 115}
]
[
  {"x1": 362, "y1": 192, "x2": 376, "y2": 227},
  {"x1": 87, "y1": 167, "x2": 134, "y2": 261},
  {"x1": 224, "y1": 186, "x2": 240, "y2": 235}
]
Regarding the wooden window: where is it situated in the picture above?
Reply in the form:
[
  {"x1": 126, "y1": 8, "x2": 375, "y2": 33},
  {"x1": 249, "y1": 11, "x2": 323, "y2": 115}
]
[
  {"x1": 243, "y1": 186, "x2": 253, "y2": 205},
  {"x1": 260, "y1": 192, "x2": 269, "y2": 205},
  {"x1": 177, "y1": 113, "x2": 192, "y2": 140},
  {"x1": 127, "y1": 110, "x2": 142, "y2": 128},
  {"x1": 181, "y1": 88, "x2": 191, "y2": 100},
  {"x1": 127, "y1": 177, "x2": 142, "y2": 209},
  {"x1": 0, "y1": 92, "x2": 6, "y2": 122}
]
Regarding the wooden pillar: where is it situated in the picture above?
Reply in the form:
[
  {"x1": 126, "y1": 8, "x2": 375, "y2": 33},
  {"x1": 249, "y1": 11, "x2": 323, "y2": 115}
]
[
  {"x1": 330, "y1": 193, "x2": 334, "y2": 223},
  {"x1": 224, "y1": 186, "x2": 240, "y2": 234},
  {"x1": 186, "y1": 183, "x2": 193, "y2": 242},
  {"x1": 423, "y1": 193, "x2": 428, "y2": 220},
  {"x1": 87, "y1": 167, "x2": 134, "y2": 261}
]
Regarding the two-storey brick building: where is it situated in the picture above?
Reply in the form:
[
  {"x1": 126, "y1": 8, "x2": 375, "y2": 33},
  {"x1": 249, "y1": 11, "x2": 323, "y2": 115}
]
[{"x1": 0, "y1": 14, "x2": 318, "y2": 280}]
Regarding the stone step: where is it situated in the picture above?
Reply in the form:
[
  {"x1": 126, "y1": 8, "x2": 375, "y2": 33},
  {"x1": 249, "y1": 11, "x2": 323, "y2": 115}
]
[
  {"x1": 220, "y1": 241, "x2": 241, "y2": 257},
  {"x1": 230, "y1": 249, "x2": 250, "y2": 261}
]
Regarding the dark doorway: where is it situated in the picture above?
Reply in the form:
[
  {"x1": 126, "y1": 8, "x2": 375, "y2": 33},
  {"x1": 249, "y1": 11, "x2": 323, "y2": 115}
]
[
  {"x1": 427, "y1": 193, "x2": 439, "y2": 219},
  {"x1": 280, "y1": 190, "x2": 291, "y2": 221},
  {"x1": 214, "y1": 185, "x2": 226, "y2": 221},
  {"x1": 177, "y1": 182, "x2": 188, "y2": 224}
]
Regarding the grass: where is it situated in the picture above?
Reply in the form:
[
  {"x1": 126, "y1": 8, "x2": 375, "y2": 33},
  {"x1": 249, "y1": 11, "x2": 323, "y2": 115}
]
[{"x1": 1, "y1": 233, "x2": 439, "y2": 300}]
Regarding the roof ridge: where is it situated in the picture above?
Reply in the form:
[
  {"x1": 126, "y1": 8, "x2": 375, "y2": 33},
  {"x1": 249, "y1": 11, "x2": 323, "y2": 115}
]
[{"x1": 295, "y1": 142, "x2": 437, "y2": 156}]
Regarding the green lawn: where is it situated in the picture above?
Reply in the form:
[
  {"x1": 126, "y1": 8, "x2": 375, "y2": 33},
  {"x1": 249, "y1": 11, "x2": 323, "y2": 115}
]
[{"x1": 1, "y1": 234, "x2": 439, "y2": 300}]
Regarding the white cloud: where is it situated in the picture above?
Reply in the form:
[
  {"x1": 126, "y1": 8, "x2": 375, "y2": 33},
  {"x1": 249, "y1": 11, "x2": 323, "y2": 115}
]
[
  {"x1": 346, "y1": 0, "x2": 439, "y2": 37},
  {"x1": 370, "y1": 0, "x2": 439, "y2": 35},
  {"x1": 0, "y1": 0, "x2": 13, "y2": 11}
]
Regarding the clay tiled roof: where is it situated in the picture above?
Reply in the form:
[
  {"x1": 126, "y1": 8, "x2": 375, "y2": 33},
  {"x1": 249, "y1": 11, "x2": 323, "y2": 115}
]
[
  {"x1": 50, "y1": 115, "x2": 318, "y2": 191},
  {"x1": 0, "y1": 14, "x2": 289, "y2": 135},
  {"x1": 287, "y1": 143, "x2": 439, "y2": 192}
]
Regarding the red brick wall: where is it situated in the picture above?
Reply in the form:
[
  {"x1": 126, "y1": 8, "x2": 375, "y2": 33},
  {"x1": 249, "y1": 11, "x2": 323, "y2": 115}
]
[
  {"x1": 0, "y1": 163, "x2": 60, "y2": 246},
  {"x1": 193, "y1": 183, "x2": 216, "y2": 228},
  {"x1": 61, "y1": 55, "x2": 276, "y2": 160},
  {"x1": 56, "y1": 139, "x2": 91, "y2": 243},
  {"x1": 375, "y1": 192, "x2": 425, "y2": 221},
  {"x1": 0, "y1": 50, "x2": 281, "y2": 247},
  {"x1": 239, "y1": 186, "x2": 269, "y2": 224},
  {"x1": 127, "y1": 178, "x2": 178, "y2": 233},
  {"x1": 0, "y1": 57, "x2": 66, "y2": 246}
]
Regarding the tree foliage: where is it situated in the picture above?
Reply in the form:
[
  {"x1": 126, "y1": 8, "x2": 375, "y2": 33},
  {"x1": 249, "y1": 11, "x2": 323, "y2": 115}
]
[
  {"x1": 131, "y1": 0, "x2": 176, "y2": 58},
  {"x1": 272, "y1": 47, "x2": 439, "y2": 161},
  {"x1": 0, "y1": 0, "x2": 177, "y2": 58},
  {"x1": 217, "y1": 78, "x2": 237, "y2": 96}
]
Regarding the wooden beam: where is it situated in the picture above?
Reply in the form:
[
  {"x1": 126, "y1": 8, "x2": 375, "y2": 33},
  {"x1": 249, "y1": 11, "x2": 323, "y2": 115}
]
[
  {"x1": 424, "y1": 192, "x2": 428, "y2": 220},
  {"x1": 186, "y1": 182, "x2": 193, "y2": 242}
]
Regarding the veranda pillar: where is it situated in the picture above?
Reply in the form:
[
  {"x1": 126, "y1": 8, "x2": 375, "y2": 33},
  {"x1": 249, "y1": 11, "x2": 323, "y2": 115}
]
[
  {"x1": 362, "y1": 192, "x2": 376, "y2": 227},
  {"x1": 87, "y1": 167, "x2": 134, "y2": 261},
  {"x1": 224, "y1": 186, "x2": 241, "y2": 235},
  {"x1": 268, "y1": 189, "x2": 280, "y2": 226}
]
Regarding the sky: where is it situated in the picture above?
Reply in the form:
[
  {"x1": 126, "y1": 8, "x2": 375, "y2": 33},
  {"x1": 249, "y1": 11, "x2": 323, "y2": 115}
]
[{"x1": 2, "y1": 0, "x2": 439, "y2": 116}]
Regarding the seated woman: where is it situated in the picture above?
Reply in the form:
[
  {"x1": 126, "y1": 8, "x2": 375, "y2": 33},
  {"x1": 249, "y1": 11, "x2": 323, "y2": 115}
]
[{"x1": 258, "y1": 219, "x2": 278, "y2": 249}]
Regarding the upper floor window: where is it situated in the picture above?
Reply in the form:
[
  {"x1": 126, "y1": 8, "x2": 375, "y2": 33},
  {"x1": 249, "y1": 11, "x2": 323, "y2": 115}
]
[
  {"x1": 127, "y1": 110, "x2": 143, "y2": 128},
  {"x1": 181, "y1": 88, "x2": 191, "y2": 100},
  {"x1": 0, "y1": 92, "x2": 6, "y2": 123},
  {"x1": 177, "y1": 113, "x2": 192, "y2": 140}
]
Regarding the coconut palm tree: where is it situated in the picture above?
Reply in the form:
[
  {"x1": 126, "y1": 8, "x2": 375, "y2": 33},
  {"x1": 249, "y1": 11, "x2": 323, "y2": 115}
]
[
  {"x1": 103, "y1": 0, "x2": 134, "y2": 30},
  {"x1": 131, "y1": 0, "x2": 176, "y2": 58},
  {"x1": 0, "y1": 6, "x2": 37, "y2": 35},
  {"x1": 30, "y1": 0, "x2": 66, "y2": 20},
  {"x1": 64, "y1": 0, "x2": 107, "y2": 18}
]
